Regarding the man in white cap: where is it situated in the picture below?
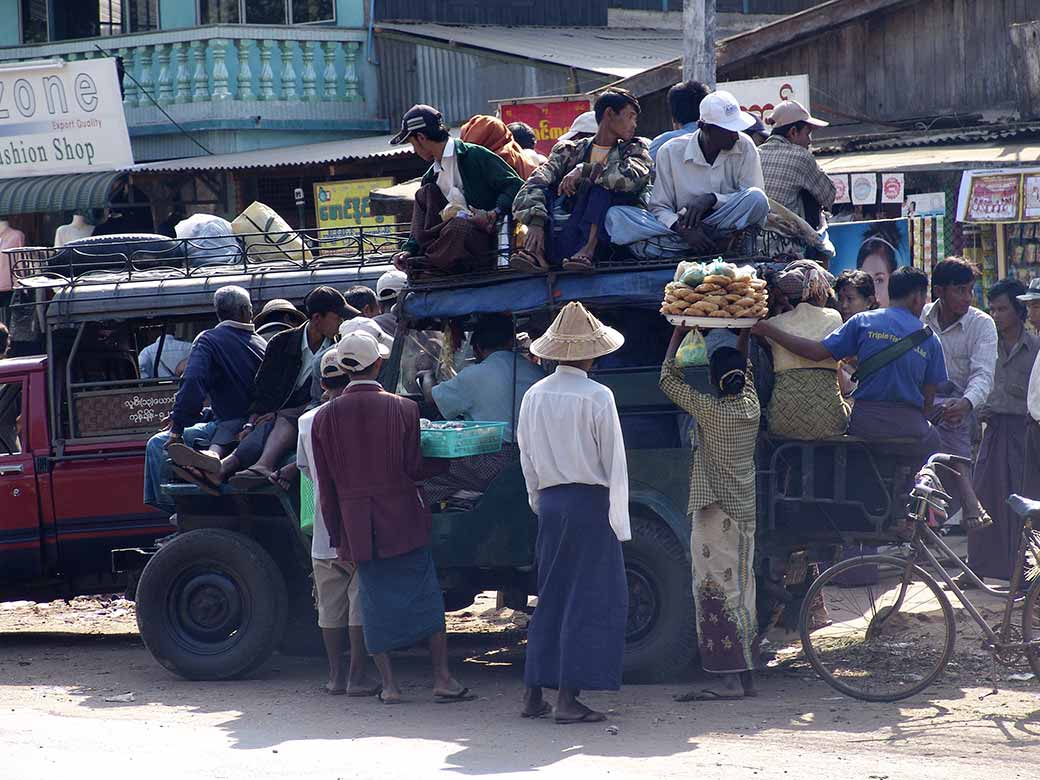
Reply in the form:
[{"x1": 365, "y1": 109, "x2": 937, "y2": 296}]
[
  {"x1": 511, "y1": 90, "x2": 652, "y2": 273},
  {"x1": 1018, "y1": 278, "x2": 1040, "y2": 335},
  {"x1": 374, "y1": 269, "x2": 407, "y2": 336},
  {"x1": 758, "y1": 99, "x2": 835, "y2": 227},
  {"x1": 309, "y1": 330, "x2": 472, "y2": 705},
  {"x1": 516, "y1": 301, "x2": 630, "y2": 724},
  {"x1": 605, "y1": 90, "x2": 769, "y2": 259}
]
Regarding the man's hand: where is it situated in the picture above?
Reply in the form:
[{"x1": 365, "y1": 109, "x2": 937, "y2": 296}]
[
  {"x1": 392, "y1": 251, "x2": 413, "y2": 271},
  {"x1": 524, "y1": 224, "x2": 546, "y2": 257},
  {"x1": 940, "y1": 398, "x2": 972, "y2": 427},
  {"x1": 750, "y1": 320, "x2": 775, "y2": 338},
  {"x1": 677, "y1": 223, "x2": 715, "y2": 255},
  {"x1": 559, "y1": 166, "x2": 584, "y2": 198},
  {"x1": 679, "y1": 193, "x2": 718, "y2": 230},
  {"x1": 471, "y1": 209, "x2": 498, "y2": 234}
]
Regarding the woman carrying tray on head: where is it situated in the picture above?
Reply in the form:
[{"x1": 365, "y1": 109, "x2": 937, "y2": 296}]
[{"x1": 759, "y1": 260, "x2": 849, "y2": 440}]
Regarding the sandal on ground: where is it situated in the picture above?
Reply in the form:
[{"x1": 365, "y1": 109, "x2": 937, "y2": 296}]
[
  {"x1": 554, "y1": 706, "x2": 607, "y2": 725},
  {"x1": 228, "y1": 467, "x2": 272, "y2": 491},
  {"x1": 434, "y1": 686, "x2": 477, "y2": 703},
  {"x1": 346, "y1": 683, "x2": 382, "y2": 698},
  {"x1": 673, "y1": 688, "x2": 745, "y2": 702},
  {"x1": 170, "y1": 464, "x2": 221, "y2": 496},
  {"x1": 520, "y1": 701, "x2": 553, "y2": 719},
  {"x1": 377, "y1": 691, "x2": 404, "y2": 705},
  {"x1": 561, "y1": 254, "x2": 594, "y2": 272},
  {"x1": 509, "y1": 250, "x2": 548, "y2": 274},
  {"x1": 167, "y1": 443, "x2": 222, "y2": 475}
]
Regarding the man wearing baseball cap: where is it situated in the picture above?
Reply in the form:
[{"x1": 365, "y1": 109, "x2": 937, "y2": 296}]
[
  {"x1": 374, "y1": 269, "x2": 406, "y2": 336},
  {"x1": 1018, "y1": 278, "x2": 1040, "y2": 335},
  {"x1": 759, "y1": 99, "x2": 835, "y2": 228},
  {"x1": 390, "y1": 104, "x2": 523, "y2": 274},
  {"x1": 309, "y1": 331, "x2": 472, "y2": 705},
  {"x1": 604, "y1": 90, "x2": 769, "y2": 259}
]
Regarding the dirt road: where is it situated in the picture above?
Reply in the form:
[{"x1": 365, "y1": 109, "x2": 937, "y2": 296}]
[{"x1": 1, "y1": 593, "x2": 1038, "y2": 780}]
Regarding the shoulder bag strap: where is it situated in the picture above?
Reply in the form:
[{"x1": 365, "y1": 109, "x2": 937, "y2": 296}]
[{"x1": 852, "y1": 326, "x2": 934, "y2": 383}]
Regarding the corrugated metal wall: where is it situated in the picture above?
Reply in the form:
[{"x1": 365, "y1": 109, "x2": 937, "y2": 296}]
[
  {"x1": 377, "y1": 38, "x2": 617, "y2": 127},
  {"x1": 375, "y1": 0, "x2": 608, "y2": 26},
  {"x1": 609, "y1": 0, "x2": 820, "y2": 12}
]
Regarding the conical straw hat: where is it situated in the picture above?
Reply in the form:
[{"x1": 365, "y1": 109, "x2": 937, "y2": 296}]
[{"x1": 530, "y1": 301, "x2": 625, "y2": 361}]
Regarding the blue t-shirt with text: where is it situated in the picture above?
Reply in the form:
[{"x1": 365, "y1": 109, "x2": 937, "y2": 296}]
[{"x1": 821, "y1": 307, "x2": 947, "y2": 407}]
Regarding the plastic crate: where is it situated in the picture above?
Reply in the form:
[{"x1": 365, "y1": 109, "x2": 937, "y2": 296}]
[{"x1": 420, "y1": 421, "x2": 507, "y2": 458}]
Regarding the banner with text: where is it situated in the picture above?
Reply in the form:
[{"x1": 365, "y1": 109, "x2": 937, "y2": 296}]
[
  {"x1": 0, "y1": 57, "x2": 133, "y2": 179},
  {"x1": 499, "y1": 99, "x2": 591, "y2": 156},
  {"x1": 314, "y1": 177, "x2": 395, "y2": 252}
]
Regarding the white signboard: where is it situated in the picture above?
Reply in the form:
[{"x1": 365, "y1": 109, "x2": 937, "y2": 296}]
[
  {"x1": 851, "y1": 173, "x2": 878, "y2": 205},
  {"x1": 903, "y1": 192, "x2": 945, "y2": 217},
  {"x1": 717, "y1": 74, "x2": 811, "y2": 125},
  {"x1": 0, "y1": 58, "x2": 133, "y2": 179},
  {"x1": 880, "y1": 173, "x2": 905, "y2": 204}
]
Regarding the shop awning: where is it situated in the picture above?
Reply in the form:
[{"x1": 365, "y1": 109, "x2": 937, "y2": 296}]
[
  {"x1": 817, "y1": 142, "x2": 1040, "y2": 174},
  {"x1": 0, "y1": 170, "x2": 125, "y2": 216}
]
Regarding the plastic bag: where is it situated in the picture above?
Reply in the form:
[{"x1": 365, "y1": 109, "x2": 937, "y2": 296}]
[
  {"x1": 299, "y1": 473, "x2": 315, "y2": 535},
  {"x1": 232, "y1": 201, "x2": 313, "y2": 264},
  {"x1": 176, "y1": 214, "x2": 241, "y2": 266},
  {"x1": 681, "y1": 263, "x2": 706, "y2": 286},
  {"x1": 675, "y1": 329, "x2": 708, "y2": 368}
]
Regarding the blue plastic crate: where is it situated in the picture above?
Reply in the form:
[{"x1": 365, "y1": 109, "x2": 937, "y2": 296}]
[{"x1": 420, "y1": 421, "x2": 507, "y2": 458}]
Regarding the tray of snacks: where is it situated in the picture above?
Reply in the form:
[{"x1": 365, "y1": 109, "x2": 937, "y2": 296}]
[{"x1": 659, "y1": 259, "x2": 768, "y2": 327}]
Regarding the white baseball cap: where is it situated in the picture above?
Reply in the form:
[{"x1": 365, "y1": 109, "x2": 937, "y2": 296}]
[
  {"x1": 320, "y1": 347, "x2": 350, "y2": 379},
  {"x1": 336, "y1": 331, "x2": 389, "y2": 372},
  {"x1": 559, "y1": 110, "x2": 598, "y2": 141},
  {"x1": 376, "y1": 269, "x2": 407, "y2": 301},
  {"x1": 698, "y1": 91, "x2": 756, "y2": 132},
  {"x1": 339, "y1": 316, "x2": 393, "y2": 349}
]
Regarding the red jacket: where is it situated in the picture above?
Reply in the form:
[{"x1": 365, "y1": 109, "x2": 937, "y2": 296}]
[{"x1": 310, "y1": 383, "x2": 447, "y2": 562}]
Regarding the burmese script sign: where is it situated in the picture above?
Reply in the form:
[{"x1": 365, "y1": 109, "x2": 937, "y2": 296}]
[
  {"x1": 0, "y1": 57, "x2": 133, "y2": 179},
  {"x1": 498, "y1": 98, "x2": 591, "y2": 156},
  {"x1": 75, "y1": 386, "x2": 177, "y2": 437}
]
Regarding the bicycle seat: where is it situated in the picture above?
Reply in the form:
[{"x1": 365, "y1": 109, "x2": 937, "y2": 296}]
[
  {"x1": 929, "y1": 452, "x2": 973, "y2": 469},
  {"x1": 1007, "y1": 494, "x2": 1040, "y2": 519}
]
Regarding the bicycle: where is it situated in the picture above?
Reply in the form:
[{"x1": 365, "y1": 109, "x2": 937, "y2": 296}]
[{"x1": 798, "y1": 453, "x2": 1040, "y2": 702}]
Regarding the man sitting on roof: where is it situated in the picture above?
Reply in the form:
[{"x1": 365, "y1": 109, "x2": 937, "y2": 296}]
[
  {"x1": 418, "y1": 314, "x2": 545, "y2": 508},
  {"x1": 143, "y1": 286, "x2": 266, "y2": 514},
  {"x1": 758, "y1": 100, "x2": 834, "y2": 229},
  {"x1": 168, "y1": 286, "x2": 356, "y2": 490},
  {"x1": 390, "y1": 104, "x2": 524, "y2": 275},
  {"x1": 606, "y1": 91, "x2": 769, "y2": 260},
  {"x1": 510, "y1": 89, "x2": 653, "y2": 273}
]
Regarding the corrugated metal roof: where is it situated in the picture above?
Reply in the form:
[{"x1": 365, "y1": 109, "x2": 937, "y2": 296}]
[
  {"x1": 0, "y1": 170, "x2": 125, "y2": 215},
  {"x1": 129, "y1": 135, "x2": 408, "y2": 174},
  {"x1": 375, "y1": 23, "x2": 684, "y2": 78},
  {"x1": 816, "y1": 122, "x2": 1040, "y2": 155},
  {"x1": 817, "y1": 142, "x2": 1040, "y2": 175}
]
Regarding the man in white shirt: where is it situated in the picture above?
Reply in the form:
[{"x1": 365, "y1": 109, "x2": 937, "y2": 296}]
[
  {"x1": 516, "y1": 302, "x2": 629, "y2": 725},
  {"x1": 922, "y1": 257, "x2": 997, "y2": 529},
  {"x1": 138, "y1": 333, "x2": 193, "y2": 379},
  {"x1": 606, "y1": 90, "x2": 769, "y2": 260},
  {"x1": 275, "y1": 350, "x2": 379, "y2": 696},
  {"x1": 1025, "y1": 350, "x2": 1040, "y2": 500}
]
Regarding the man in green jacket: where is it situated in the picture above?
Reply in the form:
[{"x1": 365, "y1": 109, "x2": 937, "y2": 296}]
[{"x1": 390, "y1": 105, "x2": 523, "y2": 274}]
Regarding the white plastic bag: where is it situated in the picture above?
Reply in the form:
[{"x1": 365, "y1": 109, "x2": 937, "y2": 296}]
[{"x1": 232, "y1": 201, "x2": 312, "y2": 264}]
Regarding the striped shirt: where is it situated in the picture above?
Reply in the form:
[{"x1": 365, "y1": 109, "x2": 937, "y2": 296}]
[{"x1": 660, "y1": 359, "x2": 760, "y2": 523}]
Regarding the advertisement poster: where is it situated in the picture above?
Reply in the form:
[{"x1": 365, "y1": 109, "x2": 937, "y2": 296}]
[
  {"x1": 828, "y1": 218, "x2": 911, "y2": 307},
  {"x1": 963, "y1": 174, "x2": 1021, "y2": 222},
  {"x1": 717, "y1": 74, "x2": 810, "y2": 125},
  {"x1": 1023, "y1": 174, "x2": 1040, "y2": 220},
  {"x1": 499, "y1": 99, "x2": 591, "y2": 156},
  {"x1": 314, "y1": 177, "x2": 395, "y2": 250},
  {"x1": 851, "y1": 173, "x2": 878, "y2": 205},
  {"x1": 903, "y1": 192, "x2": 946, "y2": 217},
  {"x1": 0, "y1": 57, "x2": 133, "y2": 178},
  {"x1": 830, "y1": 174, "x2": 850, "y2": 204},
  {"x1": 880, "y1": 173, "x2": 904, "y2": 203}
]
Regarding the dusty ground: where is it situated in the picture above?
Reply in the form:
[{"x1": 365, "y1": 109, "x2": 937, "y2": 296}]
[{"x1": 1, "y1": 588, "x2": 1038, "y2": 780}]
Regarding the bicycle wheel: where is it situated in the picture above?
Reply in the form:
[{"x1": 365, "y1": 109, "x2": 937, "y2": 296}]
[
  {"x1": 1021, "y1": 575, "x2": 1040, "y2": 680},
  {"x1": 800, "y1": 555, "x2": 956, "y2": 702}
]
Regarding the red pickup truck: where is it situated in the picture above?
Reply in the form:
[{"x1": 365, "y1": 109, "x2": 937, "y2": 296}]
[{"x1": 0, "y1": 354, "x2": 170, "y2": 600}]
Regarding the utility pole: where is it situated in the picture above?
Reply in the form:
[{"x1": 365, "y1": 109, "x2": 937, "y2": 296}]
[{"x1": 683, "y1": 0, "x2": 717, "y2": 87}]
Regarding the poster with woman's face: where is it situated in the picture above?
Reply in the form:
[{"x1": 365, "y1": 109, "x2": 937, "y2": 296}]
[{"x1": 828, "y1": 219, "x2": 911, "y2": 308}]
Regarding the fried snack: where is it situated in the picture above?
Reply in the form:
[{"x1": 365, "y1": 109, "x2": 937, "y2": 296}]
[
  {"x1": 727, "y1": 283, "x2": 752, "y2": 296},
  {"x1": 695, "y1": 283, "x2": 723, "y2": 294},
  {"x1": 734, "y1": 297, "x2": 756, "y2": 308},
  {"x1": 724, "y1": 303, "x2": 745, "y2": 315},
  {"x1": 749, "y1": 278, "x2": 767, "y2": 290},
  {"x1": 683, "y1": 305, "x2": 702, "y2": 315},
  {"x1": 664, "y1": 293, "x2": 678, "y2": 303},
  {"x1": 748, "y1": 306, "x2": 768, "y2": 318},
  {"x1": 704, "y1": 295, "x2": 728, "y2": 307},
  {"x1": 724, "y1": 293, "x2": 743, "y2": 302},
  {"x1": 708, "y1": 309, "x2": 731, "y2": 318},
  {"x1": 704, "y1": 274, "x2": 731, "y2": 286},
  {"x1": 691, "y1": 301, "x2": 719, "y2": 314}
]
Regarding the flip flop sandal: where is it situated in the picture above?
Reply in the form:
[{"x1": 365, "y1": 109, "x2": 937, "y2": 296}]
[
  {"x1": 377, "y1": 691, "x2": 404, "y2": 705},
  {"x1": 520, "y1": 701, "x2": 553, "y2": 719},
  {"x1": 170, "y1": 464, "x2": 221, "y2": 497},
  {"x1": 554, "y1": 709, "x2": 607, "y2": 725},
  {"x1": 168, "y1": 443, "x2": 222, "y2": 475},
  {"x1": 434, "y1": 687, "x2": 477, "y2": 703},
  {"x1": 228, "y1": 468, "x2": 273, "y2": 491},
  {"x1": 509, "y1": 251, "x2": 547, "y2": 274},
  {"x1": 346, "y1": 684, "x2": 383, "y2": 698},
  {"x1": 673, "y1": 689, "x2": 745, "y2": 702},
  {"x1": 325, "y1": 686, "x2": 346, "y2": 696},
  {"x1": 561, "y1": 256, "x2": 594, "y2": 272}
]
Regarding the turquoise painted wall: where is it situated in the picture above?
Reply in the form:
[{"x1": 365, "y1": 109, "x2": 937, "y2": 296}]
[
  {"x1": 0, "y1": 0, "x2": 19, "y2": 45},
  {"x1": 160, "y1": 0, "x2": 197, "y2": 30},
  {"x1": 336, "y1": 0, "x2": 366, "y2": 27}
]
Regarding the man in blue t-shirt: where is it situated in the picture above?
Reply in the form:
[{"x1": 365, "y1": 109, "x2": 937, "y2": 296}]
[{"x1": 753, "y1": 267, "x2": 947, "y2": 455}]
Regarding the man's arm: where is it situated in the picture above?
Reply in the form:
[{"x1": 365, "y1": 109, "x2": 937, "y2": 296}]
[
  {"x1": 596, "y1": 395, "x2": 631, "y2": 542},
  {"x1": 512, "y1": 142, "x2": 578, "y2": 228},
  {"x1": 480, "y1": 147, "x2": 524, "y2": 215},
  {"x1": 804, "y1": 152, "x2": 837, "y2": 210},
  {"x1": 962, "y1": 314, "x2": 998, "y2": 412},
  {"x1": 598, "y1": 138, "x2": 653, "y2": 194},
  {"x1": 169, "y1": 336, "x2": 213, "y2": 435},
  {"x1": 248, "y1": 329, "x2": 289, "y2": 415},
  {"x1": 310, "y1": 421, "x2": 342, "y2": 550},
  {"x1": 751, "y1": 319, "x2": 835, "y2": 362},
  {"x1": 648, "y1": 145, "x2": 681, "y2": 229},
  {"x1": 516, "y1": 395, "x2": 540, "y2": 517},
  {"x1": 1028, "y1": 351, "x2": 1040, "y2": 422},
  {"x1": 717, "y1": 138, "x2": 765, "y2": 207}
]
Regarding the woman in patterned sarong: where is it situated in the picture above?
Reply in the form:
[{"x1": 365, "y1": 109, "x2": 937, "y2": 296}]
[{"x1": 660, "y1": 326, "x2": 760, "y2": 700}]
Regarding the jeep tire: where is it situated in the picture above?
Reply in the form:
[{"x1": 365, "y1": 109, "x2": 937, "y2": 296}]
[
  {"x1": 135, "y1": 529, "x2": 288, "y2": 680},
  {"x1": 622, "y1": 514, "x2": 697, "y2": 681}
]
